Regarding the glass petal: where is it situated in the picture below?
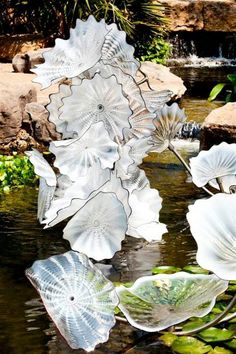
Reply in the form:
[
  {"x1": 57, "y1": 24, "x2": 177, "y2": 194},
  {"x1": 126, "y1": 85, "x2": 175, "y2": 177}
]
[
  {"x1": 122, "y1": 168, "x2": 150, "y2": 193},
  {"x1": 63, "y1": 192, "x2": 128, "y2": 260},
  {"x1": 26, "y1": 251, "x2": 118, "y2": 350},
  {"x1": 37, "y1": 178, "x2": 55, "y2": 223},
  {"x1": 190, "y1": 142, "x2": 236, "y2": 187},
  {"x1": 49, "y1": 122, "x2": 119, "y2": 180},
  {"x1": 142, "y1": 89, "x2": 172, "y2": 113},
  {"x1": 116, "y1": 272, "x2": 228, "y2": 332},
  {"x1": 127, "y1": 221, "x2": 167, "y2": 242},
  {"x1": 187, "y1": 193, "x2": 236, "y2": 280}
]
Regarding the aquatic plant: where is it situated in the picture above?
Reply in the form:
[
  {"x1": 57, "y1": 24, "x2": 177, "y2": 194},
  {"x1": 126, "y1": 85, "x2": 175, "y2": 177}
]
[
  {"x1": 208, "y1": 74, "x2": 236, "y2": 103},
  {"x1": 25, "y1": 15, "x2": 236, "y2": 352}
]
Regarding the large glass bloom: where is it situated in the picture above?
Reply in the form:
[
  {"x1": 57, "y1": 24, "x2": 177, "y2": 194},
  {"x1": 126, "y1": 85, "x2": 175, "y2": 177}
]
[
  {"x1": 116, "y1": 272, "x2": 228, "y2": 332},
  {"x1": 32, "y1": 16, "x2": 108, "y2": 88},
  {"x1": 26, "y1": 149, "x2": 56, "y2": 223},
  {"x1": 150, "y1": 103, "x2": 186, "y2": 153},
  {"x1": 59, "y1": 74, "x2": 132, "y2": 140},
  {"x1": 190, "y1": 142, "x2": 236, "y2": 191},
  {"x1": 26, "y1": 251, "x2": 118, "y2": 351},
  {"x1": 187, "y1": 193, "x2": 236, "y2": 280},
  {"x1": 49, "y1": 122, "x2": 119, "y2": 180},
  {"x1": 63, "y1": 192, "x2": 128, "y2": 260}
]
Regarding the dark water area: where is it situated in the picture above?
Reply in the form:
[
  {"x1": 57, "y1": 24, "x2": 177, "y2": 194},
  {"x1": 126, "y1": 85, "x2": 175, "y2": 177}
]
[{"x1": 0, "y1": 148, "x2": 201, "y2": 354}]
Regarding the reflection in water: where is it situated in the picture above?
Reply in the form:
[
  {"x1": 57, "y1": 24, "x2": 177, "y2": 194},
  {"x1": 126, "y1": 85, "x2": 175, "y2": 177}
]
[{"x1": 0, "y1": 148, "x2": 202, "y2": 353}]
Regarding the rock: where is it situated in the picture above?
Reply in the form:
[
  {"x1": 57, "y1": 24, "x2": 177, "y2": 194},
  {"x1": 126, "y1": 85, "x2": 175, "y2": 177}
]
[
  {"x1": 0, "y1": 84, "x2": 37, "y2": 144},
  {"x1": 12, "y1": 48, "x2": 50, "y2": 73},
  {"x1": 200, "y1": 102, "x2": 236, "y2": 150},
  {"x1": 138, "y1": 61, "x2": 186, "y2": 99},
  {"x1": 158, "y1": 0, "x2": 236, "y2": 32},
  {"x1": 25, "y1": 102, "x2": 61, "y2": 142},
  {"x1": 0, "y1": 34, "x2": 49, "y2": 61}
]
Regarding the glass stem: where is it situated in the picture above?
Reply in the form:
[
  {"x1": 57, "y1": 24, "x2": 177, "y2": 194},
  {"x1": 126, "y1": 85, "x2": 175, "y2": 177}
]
[
  {"x1": 168, "y1": 143, "x2": 214, "y2": 196},
  {"x1": 172, "y1": 293, "x2": 236, "y2": 336},
  {"x1": 216, "y1": 177, "x2": 225, "y2": 193}
]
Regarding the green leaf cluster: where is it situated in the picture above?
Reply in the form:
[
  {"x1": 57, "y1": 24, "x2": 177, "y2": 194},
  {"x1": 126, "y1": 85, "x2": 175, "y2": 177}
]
[
  {"x1": 208, "y1": 74, "x2": 236, "y2": 103},
  {"x1": 0, "y1": 154, "x2": 37, "y2": 192},
  {"x1": 138, "y1": 37, "x2": 172, "y2": 65}
]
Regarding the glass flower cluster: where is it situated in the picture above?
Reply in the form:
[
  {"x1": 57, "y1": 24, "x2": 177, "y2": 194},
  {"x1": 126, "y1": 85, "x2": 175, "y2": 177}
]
[{"x1": 25, "y1": 16, "x2": 235, "y2": 352}]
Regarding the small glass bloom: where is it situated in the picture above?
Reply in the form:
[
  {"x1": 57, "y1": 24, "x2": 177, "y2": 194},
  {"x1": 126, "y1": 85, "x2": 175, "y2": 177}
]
[
  {"x1": 116, "y1": 272, "x2": 228, "y2": 332},
  {"x1": 26, "y1": 251, "x2": 118, "y2": 351},
  {"x1": 63, "y1": 192, "x2": 128, "y2": 260},
  {"x1": 187, "y1": 193, "x2": 236, "y2": 280},
  {"x1": 190, "y1": 142, "x2": 236, "y2": 190},
  {"x1": 26, "y1": 149, "x2": 56, "y2": 223},
  {"x1": 127, "y1": 186, "x2": 167, "y2": 242},
  {"x1": 49, "y1": 122, "x2": 119, "y2": 180},
  {"x1": 59, "y1": 74, "x2": 132, "y2": 140},
  {"x1": 150, "y1": 103, "x2": 186, "y2": 153}
]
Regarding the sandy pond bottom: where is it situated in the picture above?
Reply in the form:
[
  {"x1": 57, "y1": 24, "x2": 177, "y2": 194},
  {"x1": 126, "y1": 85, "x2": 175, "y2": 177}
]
[{"x1": 0, "y1": 145, "x2": 206, "y2": 354}]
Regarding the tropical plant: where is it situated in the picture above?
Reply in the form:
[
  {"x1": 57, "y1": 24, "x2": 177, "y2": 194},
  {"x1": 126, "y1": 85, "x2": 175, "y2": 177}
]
[{"x1": 208, "y1": 74, "x2": 236, "y2": 102}]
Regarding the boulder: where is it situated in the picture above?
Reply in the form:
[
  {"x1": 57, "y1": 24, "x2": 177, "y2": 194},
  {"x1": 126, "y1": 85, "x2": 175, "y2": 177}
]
[
  {"x1": 25, "y1": 102, "x2": 61, "y2": 142},
  {"x1": 0, "y1": 84, "x2": 37, "y2": 144},
  {"x1": 158, "y1": 0, "x2": 236, "y2": 32},
  {"x1": 200, "y1": 102, "x2": 236, "y2": 150},
  {"x1": 12, "y1": 48, "x2": 50, "y2": 73},
  {"x1": 138, "y1": 61, "x2": 186, "y2": 99}
]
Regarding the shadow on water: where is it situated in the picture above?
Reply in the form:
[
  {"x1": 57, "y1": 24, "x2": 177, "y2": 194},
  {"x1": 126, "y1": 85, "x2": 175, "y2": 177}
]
[{"x1": 0, "y1": 146, "x2": 203, "y2": 354}]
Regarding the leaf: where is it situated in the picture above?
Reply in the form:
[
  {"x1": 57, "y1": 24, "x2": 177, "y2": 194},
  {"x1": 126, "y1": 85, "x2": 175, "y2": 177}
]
[
  {"x1": 198, "y1": 328, "x2": 235, "y2": 343},
  {"x1": 208, "y1": 83, "x2": 226, "y2": 102},
  {"x1": 151, "y1": 265, "x2": 181, "y2": 274},
  {"x1": 225, "y1": 339, "x2": 236, "y2": 350},
  {"x1": 159, "y1": 333, "x2": 177, "y2": 347},
  {"x1": 182, "y1": 318, "x2": 205, "y2": 331},
  {"x1": 171, "y1": 336, "x2": 212, "y2": 354},
  {"x1": 227, "y1": 74, "x2": 236, "y2": 86},
  {"x1": 209, "y1": 347, "x2": 233, "y2": 354},
  {"x1": 183, "y1": 265, "x2": 209, "y2": 275}
]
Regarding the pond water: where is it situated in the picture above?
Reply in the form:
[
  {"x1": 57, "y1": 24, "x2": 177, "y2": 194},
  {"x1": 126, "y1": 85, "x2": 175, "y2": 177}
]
[{"x1": 0, "y1": 146, "x2": 205, "y2": 354}]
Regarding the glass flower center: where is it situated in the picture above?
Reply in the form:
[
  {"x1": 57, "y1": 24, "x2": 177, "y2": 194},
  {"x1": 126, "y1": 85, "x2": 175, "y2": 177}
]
[
  {"x1": 69, "y1": 296, "x2": 75, "y2": 301},
  {"x1": 97, "y1": 104, "x2": 104, "y2": 112},
  {"x1": 93, "y1": 219, "x2": 100, "y2": 227}
]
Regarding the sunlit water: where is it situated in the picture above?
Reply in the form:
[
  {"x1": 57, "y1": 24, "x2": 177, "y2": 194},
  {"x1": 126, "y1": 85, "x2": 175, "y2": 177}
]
[{"x1": 0, "y1": 145, "x2": 205, "y2": 354}]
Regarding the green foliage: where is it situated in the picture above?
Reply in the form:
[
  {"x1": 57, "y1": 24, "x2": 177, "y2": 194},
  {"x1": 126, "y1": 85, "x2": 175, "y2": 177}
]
[
  {"x1": 137, "y1": 37, "x2": 171, "y2": 64},
  {"x1": 0, "y1": 1, "x2": 167, "y2": 47},
  {"x1": 208, "y1": 74, "x2": 236, "y2": 103},
  {"x1": 0, "y1": 154, "x2": 37, "y2": 192}
]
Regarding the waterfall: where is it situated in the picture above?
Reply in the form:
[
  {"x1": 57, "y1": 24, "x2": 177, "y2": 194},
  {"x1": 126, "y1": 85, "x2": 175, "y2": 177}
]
[{"x1": 167, "y1": 32, "x2": 236, "y2": 67}]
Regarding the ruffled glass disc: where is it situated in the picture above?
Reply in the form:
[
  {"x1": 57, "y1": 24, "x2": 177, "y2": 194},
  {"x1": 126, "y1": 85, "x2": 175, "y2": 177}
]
[
  {"x1": 26, "y1": 251, "x2": 118, "y2": 351},
  {"x1": 59, "y1": 74, "x2": 132, "y2": 140},
  {"x1": 187, "y1": 193, "x2": 236, "y2": 280},
  {"x1": 190, "y1": 142, "x2": 236, "y2": 188},
  {"x1": 116, "y1": 272, "x2": 228, "y2": 332},
  {"x1": 63, "y1": 192, "x2": 128, "y2": 260},
  {"x1": 32, "y1": 16, "x2": 108, "y2": 88}
]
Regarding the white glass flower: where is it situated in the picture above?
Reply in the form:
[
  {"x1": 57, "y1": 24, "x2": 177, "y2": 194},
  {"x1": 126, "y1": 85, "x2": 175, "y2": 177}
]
[
  {"x1": 43, "y1": 164, "x2": 111, "y2": 228},
  {"x1": 63, "y1": 192, "x2": 128, "y2": 260},
  {"x1": 32, "y1": 16, "x2": 108, "y2": 88},
  {"x1": 127, "y1": 106, "x2": 156, "y2": 139},
  {"x1": 115, "y1": 137, "x2": 150, "y2": 180},
  {"x1": 190, "y1": 142, "x2": 236, "y2": 190},
  {"x1": 47, "y1": 83, "x2": 77, "y2": 139},
  {"x1": 142, "y1": 89, "x2": 172, "y2": 113},
  {"x1": 122, "y1": 168, "x2": 150, "y2": 194},
  {"x1": 49, "y1": 122, "x2": 119, "y2": 180},
  {"x1": 116, "y1": 272, "x2": 228, "y2": 332},
  {"x1": 26, "y1": 251, "x2": 118, "y2": 350},
  {"x1": 127, "y1": 186, "x2": 167, "y2": 242},
  {"x1": 102, "y1": 22, "x2": 139, "y2": 76},
  {"x1": 187, "y1": 193, "x2": 236, "y2": 280},
  {"x1": 150, "y1": 103, "x2": 186, "y2": 153},
  {"x1": 26, "y1": 149, "x2": 56, "y2": 223},
  {"x1": 59, "y1": 74, "x2": 132, "y2": 140}
]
